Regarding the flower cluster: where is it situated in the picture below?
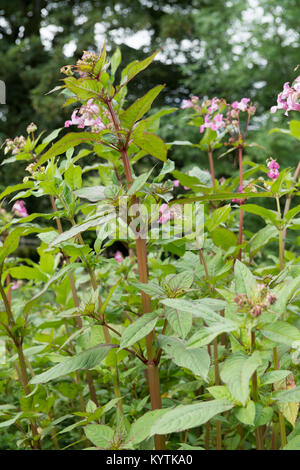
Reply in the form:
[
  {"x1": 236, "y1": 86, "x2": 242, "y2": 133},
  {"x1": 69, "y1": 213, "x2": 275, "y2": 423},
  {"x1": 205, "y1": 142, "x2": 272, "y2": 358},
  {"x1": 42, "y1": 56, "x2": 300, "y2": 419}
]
[
  {"x1": 65, "y1": 99, "x2": 106, "y2": 133},
  {"x1": 4, "y1": 136, "x2": 26, "y2": 155},
  {"x1": 234, "y1": 284, "x2": 277, "y2": 318},
  {"x1": 26, "y1": 122, "x2": 37, "y2": 134},
  {"x1": 159, "y1": 203, "x2": 182, "y2": 224},
  {"x1": 12, "y1": 200, "x2": 28, "y2": 218},
  {"x1": 200, "y1": 113, "x2": 225, "y2": 133},
  {"x1": 270, "y1": 77, "x2": 300, "y2": 115},
  {"x1": 267, "y1": 158, "x2": 280, "y2": 180}
]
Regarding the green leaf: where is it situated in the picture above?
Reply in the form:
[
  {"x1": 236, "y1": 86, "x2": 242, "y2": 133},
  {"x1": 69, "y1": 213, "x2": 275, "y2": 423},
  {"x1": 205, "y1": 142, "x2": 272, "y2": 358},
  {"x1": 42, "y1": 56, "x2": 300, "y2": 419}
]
[
  {"x1": 120, "y1": 51, "x2": 159, "y2": 86},
  {"x1": 74, "y1": 186, "x2": 106, "y2": 202},
  {"x1": 93, "y1": 43, "x2": 106, "y2": 76},
  {"x1": 211, "y1": 227, "x2": 238, "y2": 250},
  {"x1": 131, "y1": 281, "x2": 165, "y2": 298},
  {"x1": 150, "y1": 400, "x2": 234, "y2": 435},
  {"x1": 241, "y1": 204, "x2": 278, "y2": 225},
  {"x1": 50, "y1": 213, "x2": 115, "y2": 246},
  {"x1": 30, "y1": 344, "x2": 115, "y2": 384},
  {"x1": 110, "y1": 47, "x2": 122, "y2": 77},
  {"x1": 234, "y1": 400, "x2": 256, "y2": 426},
  {"x1": 206, "y1": 204, "x2": 231, "y2": 232},
  {"x1": 187, "y1": 321, "x2": 237, "y2": 348},
  {"x1": 128, "y1": 409, "x2": 169, "y2": 445},
  {"x1": 35, "y1": 132, "x2": 105, "y2": 167},
  {"x1": 289, "y1": 120, "x2": 300, "y2": 139},
  {"x1": 120, "y1": 85, "x2": 165, "y2": 129},
  {"x1": 261, "y1": 321, "x2": 300, "y2": 346},
  {"x1": 207, "y1": 386, "x2": 235, "y2": 402},
  {"x1": 234, "y1": 260, "x2": 258, "y2": 301},
  {"x1": 157, "y1": 335, "x2": 210, "y2": 380},
  {"x1": 0, "y1": 412, "x2": 23, "y2": 429},
  {"x1": 261, "y1": 370, "x2": 292, "y2": 385},
  {"x1": 133, "y1": 131, "x2": 167, "y2": 162},
  {"x1": 248, "y1": 225, "x2": 278, "y2": 256},
  {"x1": 220, "y1": 352, "x2": 261, "y2": 406},
  {"x1": 160, "y1": 298, "x2": 227, "y2": 325},
  {"x1": 283, "y1": 435, "x2": 300, "y2": 450},
  {"x1": 84, "y1": 424, "x2": 114, "y2": 449},
  {"x1": 127, "y1": 168, "x2": 153, "y2": 196},
  {"x1": 24, "y1": 265, "x2": 72, "y2": 314},
  {"x1": 0, "y1": 182, "x2": 34, "y2": 200},
  {"x1": 272, "y1": 386, "x2": 300, "y2": 403},
  {"x1": 166, "y1": 307, "x2": 193, "y2": 339},
  {"x1": 273, "y1": 277, "x2": 300, "y2": 314},
  {"x1": 120, "y1": 312, "x2": 158, "y2": 349},
  {"x1": 64, "y1": 164, "x2": 82, "y2": 190}
]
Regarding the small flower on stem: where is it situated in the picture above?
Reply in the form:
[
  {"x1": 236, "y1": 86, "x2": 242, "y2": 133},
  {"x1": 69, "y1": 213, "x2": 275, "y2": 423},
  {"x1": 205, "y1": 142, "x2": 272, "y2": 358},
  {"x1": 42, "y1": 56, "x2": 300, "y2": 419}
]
[
  {"x1": 12, "y1": 200, "x2": 28, "y2": 218},
  {"x1": 114, "y1": 251, "x2": 123, "y2": 263}
]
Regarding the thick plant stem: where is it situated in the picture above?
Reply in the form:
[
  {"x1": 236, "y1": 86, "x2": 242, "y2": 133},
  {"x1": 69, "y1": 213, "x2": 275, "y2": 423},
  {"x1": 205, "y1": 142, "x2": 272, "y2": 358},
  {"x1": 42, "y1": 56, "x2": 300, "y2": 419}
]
[
  {"x1": 136, "y1": 237, "x2": 166, "y2": 450},
  {"x1": 273, "y1": 347, "x2": 287, "y2": 448},
  {"x1": 208, "y1": 149, "x2": 215, "y2": 188},
  {"x1": 106, "y1": 98, "x2": 165, "y2": 449},
  {"x1": 237, "y1": 146, "x2": 244, "y2": 261}
]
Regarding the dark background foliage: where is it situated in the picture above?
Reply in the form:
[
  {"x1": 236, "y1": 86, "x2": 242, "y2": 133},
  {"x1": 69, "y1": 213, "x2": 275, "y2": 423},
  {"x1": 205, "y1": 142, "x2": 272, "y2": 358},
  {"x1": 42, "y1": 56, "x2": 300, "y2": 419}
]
[{"x1": 0, "y1": 0, "x2": 299, "y2": 190}]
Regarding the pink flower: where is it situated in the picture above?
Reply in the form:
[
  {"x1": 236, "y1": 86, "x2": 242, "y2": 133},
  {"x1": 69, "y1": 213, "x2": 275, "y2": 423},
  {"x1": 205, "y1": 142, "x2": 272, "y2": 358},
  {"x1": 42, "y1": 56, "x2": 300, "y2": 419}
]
[
  {"x1": 181, "y1": 99, "x2": 194, "y2": 109},
  {"x1": 12, "y1": 200, "x2": 28, "y2": 218},
  {"x1": 267, "y1": 169, "x2": 280, "y2": 179},
  {"x1": 232, "y1": 98, "x2": 250, "y2": 112},
  {"x1": 232, "y1": 185, "x2": 245, "y2": 204},
  {"x1": 64, "y1": 99, "x2": 106, "y2": 132},
  {"x1": 11, "y1": 280, "x2": 22, "y2": 290},
  {"x1": 267, "y1": 158, "x2": 280, "y2": 179},
  {"x1": 271, "y1": 79, "x2": 300, "y2": 115},
  {"x1": 159, "y1": 203, "x2": 173, "y2": 224},
  {"x1": 200, "y1": 113, "x2": 225, "y2": 133},
  {"x1": 173, "y1": 180, "x2": 180, "y2": 187},
  {"x1": 114, "y1": 251, "x2": 123, "y2": 263}
]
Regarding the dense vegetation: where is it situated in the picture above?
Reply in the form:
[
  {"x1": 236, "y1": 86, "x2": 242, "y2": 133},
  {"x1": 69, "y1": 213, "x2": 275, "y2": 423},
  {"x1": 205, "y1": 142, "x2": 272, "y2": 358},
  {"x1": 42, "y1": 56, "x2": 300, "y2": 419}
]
[{"x1": 0, "y1": 45, "x2": 299, "y2": 450}]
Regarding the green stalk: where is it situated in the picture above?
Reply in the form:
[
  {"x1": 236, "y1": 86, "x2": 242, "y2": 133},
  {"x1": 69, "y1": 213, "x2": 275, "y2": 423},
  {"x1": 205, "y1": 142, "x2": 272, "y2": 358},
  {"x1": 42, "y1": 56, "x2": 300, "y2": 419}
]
[
  {"x1": 0, "y1": 276, "x2": 41, "y2": 449},
  {"x1": 275, "y1": 196, "x2": 284, "y2": 271},
  {"x1": 273, "y1": 347, "x2": 287, "y2": 448},
  {"x1": 251, "y1": 331, "x2": 264, "y2": 450}
]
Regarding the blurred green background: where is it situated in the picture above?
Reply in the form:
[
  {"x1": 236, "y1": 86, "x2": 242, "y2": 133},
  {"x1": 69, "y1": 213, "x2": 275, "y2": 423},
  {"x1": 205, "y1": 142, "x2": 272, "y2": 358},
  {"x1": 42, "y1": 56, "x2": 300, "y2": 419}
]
[{"x1": 0, "y1": 0, "x2": 299, "y2": 196}]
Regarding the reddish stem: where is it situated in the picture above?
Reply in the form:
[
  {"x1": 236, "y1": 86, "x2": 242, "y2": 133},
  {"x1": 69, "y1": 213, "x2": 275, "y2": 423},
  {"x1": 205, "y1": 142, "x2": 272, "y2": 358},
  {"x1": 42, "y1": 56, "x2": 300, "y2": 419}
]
[
  {"x1": 208, "y1": 149, "x2": 215, "y2": 188},
  {"x1": 237, "y1": 146, "x2": 244, "y2": 260}
]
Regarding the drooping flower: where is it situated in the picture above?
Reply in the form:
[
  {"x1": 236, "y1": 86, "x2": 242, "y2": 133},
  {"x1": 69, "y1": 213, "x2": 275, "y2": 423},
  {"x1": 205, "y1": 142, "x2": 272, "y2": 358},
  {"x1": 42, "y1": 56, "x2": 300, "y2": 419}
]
[
  {"x1": 64, "y1": 99, "x2": 106, "y2": 132},
  {"x1": 267, "y1": 158, "x2": 280, "y2": 179},
  {"x1": 270, "y1": 78, "x2": 300, "y2": 115},
  {"x1": 200, "y1": 113, "x2": 225, "y2": 133},
  {"x1": 232, "y1": 185, "x2": 245, "y2": 204},
  {"x1": 12, "y1": 200, "x2": 28, "y2": 218},
  {"x1": 26, "y1": 122, "x2": 37, "y2": 134},
  {"x1": 159, "y1": 203, "x2": 173, "y2": 224},
  {"x1": 231, "y1": 98, "x2": 250, "y2": 112},
  {"x1": 11, "y1": 280, "x2": 22, "y2": 290},
  {"x1": 114, "y1": 251, "x2": 123, "y2": 263}
]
